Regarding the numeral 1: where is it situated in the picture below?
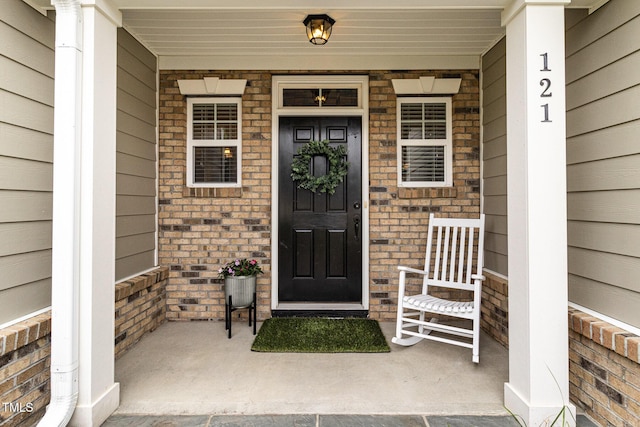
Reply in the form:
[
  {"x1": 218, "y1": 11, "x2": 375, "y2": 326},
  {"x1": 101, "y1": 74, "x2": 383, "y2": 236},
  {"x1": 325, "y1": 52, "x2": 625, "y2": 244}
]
[
  {"x1": 541, "y1": 104, "x2": 551, "y2": 122},
  {"x1": 540, "y1": 53, "x2": 550, "y2": 71}
]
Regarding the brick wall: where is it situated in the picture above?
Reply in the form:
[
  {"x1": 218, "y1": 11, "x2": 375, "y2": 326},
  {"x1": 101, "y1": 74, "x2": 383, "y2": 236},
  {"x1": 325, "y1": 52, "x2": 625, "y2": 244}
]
[
  {"x1": 369, "y1": 71, "x2": 481, "y2": 321},
  {"x1": 159, "y1": 70, "x2": 272, "y2": 322},
  {"x1": 115, "y1": 267, "x2": 169, "y2": 359},
  {"x1": 480, "y1": 271, "x2": 509, "y2": 348},
  {"x1": 158, "y1": 70, "x2": 481, "y2": 322},
  {"x1": 0, "y1": 313, "x2": 51, "y2": 427},
  {"x1": 569, "y1": 308, "x2": 640, "y2": 427}
]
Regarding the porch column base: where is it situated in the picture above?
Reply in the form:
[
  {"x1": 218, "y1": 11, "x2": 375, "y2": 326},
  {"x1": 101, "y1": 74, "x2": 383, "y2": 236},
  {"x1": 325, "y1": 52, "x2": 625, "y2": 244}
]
[
  {"x1": 505, "y1": 383, "x2": 576, "y2": 427},
  {"x1": 69, "y1": 383, "x2": 119, "y2": 427}
]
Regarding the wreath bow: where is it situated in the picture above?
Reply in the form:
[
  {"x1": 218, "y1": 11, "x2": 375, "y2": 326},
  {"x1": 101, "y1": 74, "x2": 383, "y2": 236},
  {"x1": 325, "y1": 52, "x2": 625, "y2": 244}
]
[{"x1": 291, "y1": 140, "x2": 349, "y2": 195}]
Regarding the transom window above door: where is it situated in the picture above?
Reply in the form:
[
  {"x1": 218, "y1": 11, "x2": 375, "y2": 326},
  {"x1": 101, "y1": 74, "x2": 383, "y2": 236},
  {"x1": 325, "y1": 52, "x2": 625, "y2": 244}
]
[
  {"x1": 274, "y1": 76, "x2": 366, "y2": 111},
  {"x1": 282, "y1": 88, "x2": 358, "y2": 107},
  {"x1": 186, "y1": 97, "x2": 241, "y2": 188}
]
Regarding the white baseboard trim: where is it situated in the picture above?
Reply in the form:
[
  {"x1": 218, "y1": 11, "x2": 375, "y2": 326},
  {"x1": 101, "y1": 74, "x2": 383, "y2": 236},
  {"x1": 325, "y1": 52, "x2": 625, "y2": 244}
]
[
  {"x1": 69, "y1": 382, "x2": 120, "y2": 427},
  {"x1": 504, "y1": 382, "x2": 576, "y2": 427}
]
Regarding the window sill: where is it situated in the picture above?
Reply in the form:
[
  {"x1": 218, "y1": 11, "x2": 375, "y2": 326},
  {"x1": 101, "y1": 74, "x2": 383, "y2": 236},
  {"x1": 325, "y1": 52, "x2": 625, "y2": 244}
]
[
  {"x1": 182, "y1": 187, "x2": 243, "y2": 198},
  {"x1": 397, "y1": 187, "x2": 457, "y2": 199}
]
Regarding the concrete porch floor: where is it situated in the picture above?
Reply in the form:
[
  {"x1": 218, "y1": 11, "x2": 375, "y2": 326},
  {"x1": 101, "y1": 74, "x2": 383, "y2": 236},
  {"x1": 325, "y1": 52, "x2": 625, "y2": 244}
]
[{"x1": 112, "y1": 320, "x2": 511, "y2": 416}]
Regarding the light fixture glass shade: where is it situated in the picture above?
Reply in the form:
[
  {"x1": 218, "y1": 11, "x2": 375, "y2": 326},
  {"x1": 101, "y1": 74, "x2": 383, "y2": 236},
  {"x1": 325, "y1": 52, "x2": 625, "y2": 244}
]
[{"x1": 303, "y1": 14, "x2": 335, "y2": 45}]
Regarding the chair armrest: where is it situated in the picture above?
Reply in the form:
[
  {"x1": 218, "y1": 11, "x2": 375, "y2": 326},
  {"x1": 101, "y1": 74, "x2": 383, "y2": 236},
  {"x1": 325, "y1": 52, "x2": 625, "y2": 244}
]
[
  {"x1": 398, "y1": 265, "x2": 429, "y2": 275},
  {"x1": 471, "y1": 274, "x2": 486, "y2": 281},
  {"x1": 396, "y1": 265, "x2": 428, "y2": 300}
]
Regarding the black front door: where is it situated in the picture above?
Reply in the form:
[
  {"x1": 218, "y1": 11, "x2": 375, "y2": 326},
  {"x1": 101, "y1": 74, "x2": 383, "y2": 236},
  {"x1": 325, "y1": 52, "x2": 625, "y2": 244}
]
[{"x1": 278, "y1": 116, "x2": 362, "y2": 302}]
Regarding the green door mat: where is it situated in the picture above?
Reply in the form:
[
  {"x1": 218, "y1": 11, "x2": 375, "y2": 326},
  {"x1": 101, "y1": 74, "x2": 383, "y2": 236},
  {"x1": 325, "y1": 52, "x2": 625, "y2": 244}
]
[{"x1": 251, "y1": 318, "x2": 390, "y2": 353}]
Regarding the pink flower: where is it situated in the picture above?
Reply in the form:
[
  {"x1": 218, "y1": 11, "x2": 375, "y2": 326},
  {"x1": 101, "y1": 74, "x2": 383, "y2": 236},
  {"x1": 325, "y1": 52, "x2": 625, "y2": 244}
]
[
  {"x1": 250, "y1": 260, "x2": 257, "y2": 265},
  {"x1": 235, "y1": 260, "x2": 240, "y2": 266}
]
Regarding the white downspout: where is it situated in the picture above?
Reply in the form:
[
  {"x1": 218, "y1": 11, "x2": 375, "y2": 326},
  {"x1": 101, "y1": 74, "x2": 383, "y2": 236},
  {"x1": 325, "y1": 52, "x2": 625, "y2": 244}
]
[{"x1": 38, "y1": 1, "x2": 82, "y2": 426}]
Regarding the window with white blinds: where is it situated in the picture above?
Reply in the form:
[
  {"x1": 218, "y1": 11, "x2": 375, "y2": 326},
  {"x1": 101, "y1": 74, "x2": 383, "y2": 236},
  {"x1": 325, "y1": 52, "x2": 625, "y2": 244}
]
[
  {"x1": 401, "y1": 146, "x2": 445, "y2": 182},
  {"x1": 194, "y1": 146, "x2": 238, "y2": 184},
  {"x1": 187, "y1": 97, "x2": 241, "y2": 187},
  {"x1": 397, "y1": 97, "x2": 452, "y2": 187}
]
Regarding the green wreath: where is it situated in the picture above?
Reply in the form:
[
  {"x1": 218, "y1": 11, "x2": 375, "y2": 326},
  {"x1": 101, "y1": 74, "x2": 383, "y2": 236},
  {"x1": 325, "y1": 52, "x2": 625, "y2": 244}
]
[{"x1": 291, "y1": 140, "x2": 349, "y2": 195}]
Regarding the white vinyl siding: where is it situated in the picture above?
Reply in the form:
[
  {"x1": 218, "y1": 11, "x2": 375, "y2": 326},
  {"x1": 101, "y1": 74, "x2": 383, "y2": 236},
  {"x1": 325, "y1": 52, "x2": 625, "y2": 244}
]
[
  {"x1": 0, "y1": 0, "x2": 54, "y2": 325},
  {"x1": 566, "y1": 1, "x2": 640, "y2": 329},
  {"x1": 481, "y1": 37, "x2": 508, "y2": 276},
  {"x1": 186, "y1": 98, "x2": 242, "y2": 187},
  {"x1": 115, "y1": 28, "x2": 158, "y2": 281},
  {"x1": 397, "y1": 97, "x2": 452, "y2": 187}
]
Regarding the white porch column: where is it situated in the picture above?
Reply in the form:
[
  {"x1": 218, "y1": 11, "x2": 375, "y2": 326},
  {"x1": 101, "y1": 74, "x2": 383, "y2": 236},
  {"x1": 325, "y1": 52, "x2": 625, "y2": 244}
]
[
  {"x1": 70, "y1": 1, "x2": 121, "y2": 426},
  {"x1": 503, "y1": 1, "x2": 575, "y2": 426}
]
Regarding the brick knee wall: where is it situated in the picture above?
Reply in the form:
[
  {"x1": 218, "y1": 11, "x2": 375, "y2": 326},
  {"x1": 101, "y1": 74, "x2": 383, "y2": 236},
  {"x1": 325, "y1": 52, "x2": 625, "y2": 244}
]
[
  {"x1": 0, "y1": 266, "x2": 169, "y2": 426},
  {"x1": 480, "y1": 270, "x2": 509, "y2": 348},
  {"x1": 0, "y1": 312, "x2": 51, "y2": 427},
  {"x1": 115, "y1": 267, "x2": 169, "y2": 359},
  {"x1": 569, "y1": 308, "x2": 640, "y2": 427}
]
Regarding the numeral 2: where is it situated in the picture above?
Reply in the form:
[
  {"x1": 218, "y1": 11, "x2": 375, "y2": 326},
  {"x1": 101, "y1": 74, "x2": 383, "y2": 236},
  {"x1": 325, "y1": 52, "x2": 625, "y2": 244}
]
[{"x1": 540, "y1": 78, "x2": 552, "y2": 97}]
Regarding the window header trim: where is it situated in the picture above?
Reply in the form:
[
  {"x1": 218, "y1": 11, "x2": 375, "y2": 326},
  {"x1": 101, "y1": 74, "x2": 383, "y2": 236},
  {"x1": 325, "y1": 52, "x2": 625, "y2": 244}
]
[
  {"x1": 392, "y1": 77, "x2": 461, "y2": 95},
  {"x1": 178, "y1": 77, "x2": 247, "y2": 95}
]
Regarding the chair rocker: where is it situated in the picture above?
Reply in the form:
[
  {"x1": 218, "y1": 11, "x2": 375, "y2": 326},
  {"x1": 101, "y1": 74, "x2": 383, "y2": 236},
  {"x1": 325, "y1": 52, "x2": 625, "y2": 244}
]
[{"x1": 392, "y1": 213, "x2": 485, "y2": 363}]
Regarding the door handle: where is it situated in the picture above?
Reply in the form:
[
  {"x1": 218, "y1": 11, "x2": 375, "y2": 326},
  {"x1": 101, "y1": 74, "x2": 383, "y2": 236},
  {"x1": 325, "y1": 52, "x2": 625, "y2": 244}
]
[{"x1": 353, "y1": 216, "x2": 360, "y2": 239}]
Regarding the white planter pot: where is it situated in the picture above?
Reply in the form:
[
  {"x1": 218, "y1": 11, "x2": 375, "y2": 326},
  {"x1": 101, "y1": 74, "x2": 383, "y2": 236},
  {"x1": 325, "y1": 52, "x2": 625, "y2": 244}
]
[{"x1": 224, "y1": 275, "x2": 256, "y2": 308}]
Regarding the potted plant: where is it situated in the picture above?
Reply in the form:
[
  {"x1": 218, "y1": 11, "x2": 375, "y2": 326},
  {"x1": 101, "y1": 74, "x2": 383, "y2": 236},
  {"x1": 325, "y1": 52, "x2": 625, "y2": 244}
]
[{"x1": 218, "y1": 258, "x2": 263, "y2": 308}]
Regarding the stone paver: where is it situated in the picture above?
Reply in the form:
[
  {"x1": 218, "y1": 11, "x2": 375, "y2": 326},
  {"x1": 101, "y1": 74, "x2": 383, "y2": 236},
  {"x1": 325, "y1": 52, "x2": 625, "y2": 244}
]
[
  {"x1": 101, "y1": 415, "x2": 211, "y2": 427},
  {"x1": 209, "y1": 415, "x2": 316, "y2": 426},
  {"x1": 320, "y1": 414, "x2": 425, "y2": 427},
  {"x1": 426, "y1": 415, "x2": 519, "y2": 427}
]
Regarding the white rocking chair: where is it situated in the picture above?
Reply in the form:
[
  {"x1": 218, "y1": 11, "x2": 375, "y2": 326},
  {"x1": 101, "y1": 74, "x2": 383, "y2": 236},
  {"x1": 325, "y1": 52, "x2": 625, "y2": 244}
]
[{"x1": 392, "y1": 213, "x2": 485, "y2": 363}]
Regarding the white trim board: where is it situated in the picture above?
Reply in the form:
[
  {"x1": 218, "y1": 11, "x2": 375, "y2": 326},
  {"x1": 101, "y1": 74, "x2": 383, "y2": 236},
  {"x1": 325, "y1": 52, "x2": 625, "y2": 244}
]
[
  {"x1": 271, "y1": 75, "x2": 370, "y2": 311},
  {"x1": 569, "y1": 302, "x2": 640, "y2": 337},
  {"x1": 0, "y1": 307, "x2": 51, "y2": 330}
]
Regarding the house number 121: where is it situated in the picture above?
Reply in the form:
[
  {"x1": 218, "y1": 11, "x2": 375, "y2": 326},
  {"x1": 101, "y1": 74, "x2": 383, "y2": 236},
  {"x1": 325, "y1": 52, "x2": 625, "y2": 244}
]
[{"x1": 540, "y1": 52, "x2": 552, "y2": 122}]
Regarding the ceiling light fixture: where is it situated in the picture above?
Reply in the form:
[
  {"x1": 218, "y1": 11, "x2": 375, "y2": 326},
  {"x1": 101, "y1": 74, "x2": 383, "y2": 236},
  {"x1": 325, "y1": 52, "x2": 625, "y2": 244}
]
[{"x1": 303, "y1": 14, "x2": 335, "y2": 45}]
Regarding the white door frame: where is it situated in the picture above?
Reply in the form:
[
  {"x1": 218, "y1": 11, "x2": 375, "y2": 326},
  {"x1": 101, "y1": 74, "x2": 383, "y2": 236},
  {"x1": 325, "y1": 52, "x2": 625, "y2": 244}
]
[{"x1": 271, "y1": 75, "x2": 370, "y2": 311}]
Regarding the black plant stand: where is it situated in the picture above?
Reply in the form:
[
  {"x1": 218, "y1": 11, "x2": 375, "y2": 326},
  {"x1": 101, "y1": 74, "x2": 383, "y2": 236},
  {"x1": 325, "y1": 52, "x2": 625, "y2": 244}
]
[{"x1": 225, "y1": 292, "x2": 257, "y2": 339}]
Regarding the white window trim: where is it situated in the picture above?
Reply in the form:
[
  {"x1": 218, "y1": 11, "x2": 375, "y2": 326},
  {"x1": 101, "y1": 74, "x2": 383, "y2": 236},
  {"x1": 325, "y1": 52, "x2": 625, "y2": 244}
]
[
  {"x1": 186, "y1": 97, "x2": 242, "y2": 188},
  {"x1": 274, "y1": 75, "x2": 366, "y2": 114},
  {"x1": 396, "y1": 96, "x2": 453, "y2": 188}
]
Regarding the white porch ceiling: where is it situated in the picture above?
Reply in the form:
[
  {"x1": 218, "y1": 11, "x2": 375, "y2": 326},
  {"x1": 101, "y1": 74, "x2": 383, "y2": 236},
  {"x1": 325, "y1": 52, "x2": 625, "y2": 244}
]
[
  {"x1": 124, "y1": 8, "x2": 503, "y2": 70},
  {"x1": 29, "y1": 0, "x2": 608, "y2": 70}
]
